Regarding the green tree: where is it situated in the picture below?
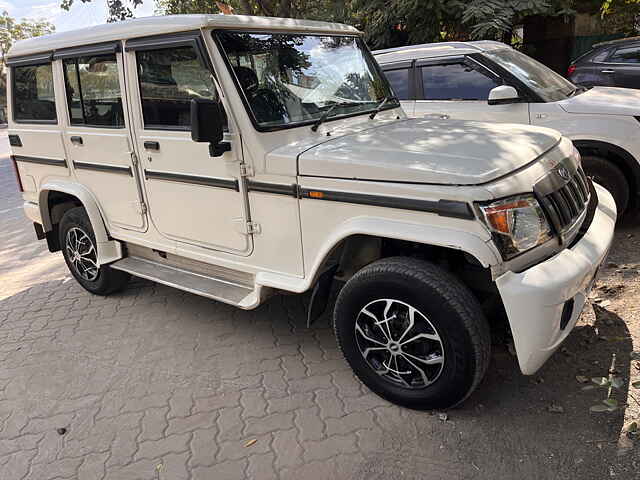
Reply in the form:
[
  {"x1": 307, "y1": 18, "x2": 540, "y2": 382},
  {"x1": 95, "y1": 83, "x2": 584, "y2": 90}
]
[
  {"x1": 600, "y1": 0, "x2": 640, "y2": 34},
  {"x1": 0, "y1": 11, "x2": 55, "y2": 68},
  {"x1": 60, "y1": 0, "x2": 144, "y2": 23},
  {"x1": 0, "y1": 11, "x2": 55, "y2": 117},
  {"x1": 458, "y1": 0, "x2": 576, "y2": 40},
  {"x1": 155, "y1": 0, "x2": 349, "y2": 21}
]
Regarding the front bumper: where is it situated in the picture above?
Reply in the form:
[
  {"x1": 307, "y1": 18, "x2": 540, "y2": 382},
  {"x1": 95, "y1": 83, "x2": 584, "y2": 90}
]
[{"x1": 495, "y1": 183, "x2": 616, "y2": 375}]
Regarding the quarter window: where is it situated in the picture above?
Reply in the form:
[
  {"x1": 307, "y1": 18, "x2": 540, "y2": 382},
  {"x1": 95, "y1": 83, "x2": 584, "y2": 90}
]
[
  {"x1": 12, "y1": 63, "x2": 56, "y2": 122},
  {"x1": 63, "y1": 54, "x2": 124, "y2": 127},
  {"x1": 136, "y1": 45, "x2": 224, "y2": 129},
  {"x1": 609, "y1": 46, "x2": 640, "y2": 64},
  {"x1": 384, "y1": 68, "x2": 410, "y2": 100},
  {"x1": 420, "y1": 63, "x2": 499, "y2": 101},
  {"x1": 591, "y1": 49, "x2": 611, "y2": 63}
]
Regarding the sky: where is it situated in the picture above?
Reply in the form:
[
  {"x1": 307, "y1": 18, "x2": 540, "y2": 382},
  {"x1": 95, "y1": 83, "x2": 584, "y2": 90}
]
[{"x1": 0, "y1": 0, "x2": 157, "y2": 32}]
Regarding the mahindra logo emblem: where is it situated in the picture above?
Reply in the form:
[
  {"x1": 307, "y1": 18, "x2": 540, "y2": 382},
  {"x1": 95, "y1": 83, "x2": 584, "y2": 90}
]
[{"x1": 557, "y1": 166, "x2": 571, "y2": 181}]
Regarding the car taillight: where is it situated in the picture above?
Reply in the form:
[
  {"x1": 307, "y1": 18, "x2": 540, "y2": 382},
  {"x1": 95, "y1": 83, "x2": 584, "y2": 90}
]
[
  {"x1": 10, "y1": 156, "x2": 24, "y2": 192},
  {"x1": 567, "y1": 65, "x2": 576, "y2": 77}
]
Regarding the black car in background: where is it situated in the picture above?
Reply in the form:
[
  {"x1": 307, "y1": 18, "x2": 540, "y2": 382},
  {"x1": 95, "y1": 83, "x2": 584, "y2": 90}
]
[{"x1": 568, "y1": 36, "x2": 640, "y2": 89}]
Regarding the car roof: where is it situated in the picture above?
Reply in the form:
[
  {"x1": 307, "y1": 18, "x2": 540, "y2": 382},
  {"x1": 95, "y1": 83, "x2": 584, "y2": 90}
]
[
  {"x1": 8, "y1": 14, "x2": 361, "y2": 59},
  {"x1": 592, "y1": 35, "x2": 640, "y2": 49},
  {"x1": 372, "y1": 40, "x2": 510, "y2": 64}
]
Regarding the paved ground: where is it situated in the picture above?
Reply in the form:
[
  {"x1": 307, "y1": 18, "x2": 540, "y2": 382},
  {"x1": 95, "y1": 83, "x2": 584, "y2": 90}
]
[{"x1": 0, "y1": 132, "x2": 639, "y2": 479}]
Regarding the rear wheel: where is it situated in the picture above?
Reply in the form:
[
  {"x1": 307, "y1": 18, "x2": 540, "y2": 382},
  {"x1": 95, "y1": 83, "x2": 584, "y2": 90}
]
[
  {"x1": 581, "y1": 155, "x2": 629, "y2": 217},
  {"x1": 333, "y1": 257, "x2": 491, "y2": 410},
  {"x1": 59, "y1": 207, "x2": 129, "y2": 295}
]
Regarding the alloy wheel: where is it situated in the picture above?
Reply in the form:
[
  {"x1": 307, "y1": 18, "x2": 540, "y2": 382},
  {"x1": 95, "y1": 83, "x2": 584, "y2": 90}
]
[
  {"x1": 354, "y1": 298, "x2": 445, "y2": 389},
  {"x1": 65, "y1": 227, "x2": 99, "y2": 281}
]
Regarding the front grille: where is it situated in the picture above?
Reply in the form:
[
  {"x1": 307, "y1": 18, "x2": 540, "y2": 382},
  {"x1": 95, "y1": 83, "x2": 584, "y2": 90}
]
[{"x1": 539, "y1": 167, "x2": 590, "y2": 232}]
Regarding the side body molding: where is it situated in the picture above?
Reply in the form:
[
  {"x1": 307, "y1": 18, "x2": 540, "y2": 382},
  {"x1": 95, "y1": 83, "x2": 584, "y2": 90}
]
[
  {"x1": 256, "y1": 216, "x2": 500, "y2": 293},
  {"x1": 38, "y1": 179, "x2": 123, "y2": 265}
]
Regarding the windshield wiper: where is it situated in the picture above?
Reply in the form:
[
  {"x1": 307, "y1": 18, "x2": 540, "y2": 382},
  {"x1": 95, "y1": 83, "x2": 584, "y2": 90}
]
[
  {"x1": 311, "y1": 101, "x2": 359, "y2": 132},
  {"x1": 369, "y1": 96, "x2": 397, "y2": 120}
]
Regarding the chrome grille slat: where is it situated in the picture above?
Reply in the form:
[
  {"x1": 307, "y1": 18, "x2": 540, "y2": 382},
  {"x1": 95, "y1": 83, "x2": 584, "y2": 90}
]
[
  {"x1": 539, "y1": 166, "x2": 590, "y2": 235},
  {"x1": 570, "y1": 179, "x2": 585, "y2": 204}
]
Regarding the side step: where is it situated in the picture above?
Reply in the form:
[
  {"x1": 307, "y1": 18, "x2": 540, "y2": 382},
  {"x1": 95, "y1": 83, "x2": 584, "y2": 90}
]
[{"x1": 111, "y1": 257, "x2": 260, "y2": 309}]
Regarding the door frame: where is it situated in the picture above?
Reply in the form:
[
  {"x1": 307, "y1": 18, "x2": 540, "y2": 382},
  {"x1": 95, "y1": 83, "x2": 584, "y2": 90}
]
[
  {"x1": 56, "y1": 41, "x2": 148, "y2": 233},
  {"x1": 122, "y1": 30, "x2": 253, "y2": 256}
]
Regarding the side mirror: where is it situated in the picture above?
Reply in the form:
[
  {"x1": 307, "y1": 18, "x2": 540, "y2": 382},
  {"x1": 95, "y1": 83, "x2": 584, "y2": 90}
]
[
  {"x1": 488, "y1": 85, "x2": 520, "y2": 105},
  {"x1": 190, "y1": 98, "x2": 230, "y2": 157}
]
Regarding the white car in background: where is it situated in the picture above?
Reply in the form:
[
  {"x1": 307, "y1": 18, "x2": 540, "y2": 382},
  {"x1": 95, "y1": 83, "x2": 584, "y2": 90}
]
[{"x1": 374, "y1": 41, "x2": 640, "y2": 216}]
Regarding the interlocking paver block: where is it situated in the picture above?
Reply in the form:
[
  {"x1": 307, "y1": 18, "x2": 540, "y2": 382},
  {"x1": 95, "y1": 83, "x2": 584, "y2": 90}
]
[{"x1": 135, "y1": 433, "x2": 191, "y2": 460}]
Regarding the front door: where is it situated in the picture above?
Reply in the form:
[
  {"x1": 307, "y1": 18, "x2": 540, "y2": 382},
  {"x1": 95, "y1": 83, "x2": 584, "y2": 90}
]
[
  {"x1": 125, "y1": 33, "x2": 250, "y2": 254},
  {"x1": 413, "y1": 58, "x2": 530, "y2": 124},
  {"x1": 60, "y1": 46, "x2": 145, "y2": 231}
]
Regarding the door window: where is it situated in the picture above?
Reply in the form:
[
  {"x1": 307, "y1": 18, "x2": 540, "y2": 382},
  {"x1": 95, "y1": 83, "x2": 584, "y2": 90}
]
[
  {"x1": 384, "y1": 68, "x2": 410, "y2": 100},
  {"x1": 135, "y1": 45, "x2": 225, "y2": 130},
  {"x1": 420, "y1": 63, "x2": 499, "y2": 100},
  {"x1": 609, "y1": 46, "x2": 640, "y2": 64},
  {"x1": 12, "y1": 63, "x2": 56, "y2": 122},
  {"x1": 63, "y1": 54, "x2": 124, "y2": 127}
]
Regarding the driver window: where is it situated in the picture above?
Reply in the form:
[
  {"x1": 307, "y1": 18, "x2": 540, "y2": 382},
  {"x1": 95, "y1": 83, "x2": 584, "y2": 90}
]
[
  {"x1": 136, "y1": 45, "x2": 227, "y2": 130},
  {"x1": 420, "y1": 63, "x2": 500, "y2": 101}
]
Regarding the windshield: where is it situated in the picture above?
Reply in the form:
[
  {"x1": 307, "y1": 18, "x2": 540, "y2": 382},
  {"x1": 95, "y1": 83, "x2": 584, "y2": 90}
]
[
  {"x1": 483, "y1": 48, "x2": 576, "y2": 102},
  {"x1": 215, "y1": 31, "x2": 397, "y2": 130}
]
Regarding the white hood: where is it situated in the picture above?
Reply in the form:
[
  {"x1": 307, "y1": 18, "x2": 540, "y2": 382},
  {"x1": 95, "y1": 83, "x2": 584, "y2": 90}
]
[
  {"x1": 559, "y1": 86, "x2": 640, "y2": 116},
  {"x1": 298, "y1": 118, "x2": 561, "y2": 185}
]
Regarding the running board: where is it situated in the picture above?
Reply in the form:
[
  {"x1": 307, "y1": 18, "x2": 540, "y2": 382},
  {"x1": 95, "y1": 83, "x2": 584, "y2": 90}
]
[{"x1": 111, "y1": 257, "x2": 259, "y2": 309}]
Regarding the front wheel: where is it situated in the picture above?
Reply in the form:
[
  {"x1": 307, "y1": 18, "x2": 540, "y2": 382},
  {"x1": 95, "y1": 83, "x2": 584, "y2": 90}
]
[
  {"x1": 333, "y1": 257, "x2": 491, "y2": 410},
  {"x1": 59, "y1": 206, "x2": 130, "y2": 295},
  {"x1": 581, "y1": 155, "x2": 629, "y2": 217}
]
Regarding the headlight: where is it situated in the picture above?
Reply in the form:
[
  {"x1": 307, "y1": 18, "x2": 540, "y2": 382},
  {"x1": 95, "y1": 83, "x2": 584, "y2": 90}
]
[{"x1": 478, "y1": 194, "x2": 553, "y2": 260}]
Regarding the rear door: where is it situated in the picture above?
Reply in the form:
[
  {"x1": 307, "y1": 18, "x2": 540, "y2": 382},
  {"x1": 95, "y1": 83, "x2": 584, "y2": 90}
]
[
  {"x1": 7, "y1": 54, "x2": 69, "y2": 200},
  {"x1": 608, "y1": 44, "x2": 640, "y2": 89},
  {"x1": 58, "y1": 43, "x2": 146, "y2": 231},
  {"x1": 380, "y1": 61, "x2": 415, "y2": 115},
  {"x1": 125, "y1": 32, "x2": 250, "y2": 254},
  {"x1": 414, "y1": 56, "x2": 529, "y2": 123}
]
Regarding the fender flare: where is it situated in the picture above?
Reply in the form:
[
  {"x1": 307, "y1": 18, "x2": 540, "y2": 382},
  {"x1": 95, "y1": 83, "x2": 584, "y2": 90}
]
[
  {"x1": 572, "y1": 139, "x2": 640, "y2": 197},
  {"x1": 256, "y1": 216, "x2": 500, "y2": 293},
  {"x1": 38, "y1": 179, "x2": 123, "y2": 265}
]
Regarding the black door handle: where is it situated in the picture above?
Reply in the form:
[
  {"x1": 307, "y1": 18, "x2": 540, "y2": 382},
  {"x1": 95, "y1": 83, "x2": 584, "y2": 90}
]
[
  {"x1": 70, "y1": 136, "x2": 83, "y2": 145},
  {"x1": 144, "y1": 141, "x2": 160, "y2": 151},
  {"x1": 8, "y1": 134, "x2": 22, "y2": 147}
]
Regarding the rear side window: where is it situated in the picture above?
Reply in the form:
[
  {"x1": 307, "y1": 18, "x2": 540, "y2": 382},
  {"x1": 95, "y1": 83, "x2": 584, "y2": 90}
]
[
  {"x1": 136, "y1": 45, "x2": 223, "y2": 129},
  {"x1": 63, "y1": 54, "x2": 124, "y2": 127},
  {"x1": 12, "y1": 63, "x2": 57, "y2": 122},
  {"x1": 420, "y1": 63, "x2": 499, "y2": 100},
  {"x1": 590, "y1": 49, "x2": 611, "y2": 63},
  {"x1": 609, "y1": 45, "x2": 640, "y2": 64},
  {"x1": 384, "y1": 68, "x2": 410, "y2": 100}
]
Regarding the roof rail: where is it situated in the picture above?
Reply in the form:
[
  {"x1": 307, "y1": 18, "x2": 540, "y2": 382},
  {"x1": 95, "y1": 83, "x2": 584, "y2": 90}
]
[{"x1": 593, "y1": 35, "x2": 640, "y2": 48}]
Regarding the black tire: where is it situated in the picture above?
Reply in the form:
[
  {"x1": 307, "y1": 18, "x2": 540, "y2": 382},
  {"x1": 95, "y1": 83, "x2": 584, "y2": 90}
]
[
  {"x1": 59, "y1": 206, "x2": 129, "y2": 295},
  {"x1": 581, "y1": 155, "x2": 629, "y2": 217},
  {"x1": 333, "y1": 257, "x2": 491, "y2": 410}
]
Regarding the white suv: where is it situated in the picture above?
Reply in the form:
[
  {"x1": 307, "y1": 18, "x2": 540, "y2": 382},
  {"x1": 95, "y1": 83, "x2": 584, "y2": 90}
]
[
  {"x1": 8, "y1": 16, "x2": 615, "y2": 409},
  {"x1": 374, "y1": 41, "x2": 640, "y2": 215}
]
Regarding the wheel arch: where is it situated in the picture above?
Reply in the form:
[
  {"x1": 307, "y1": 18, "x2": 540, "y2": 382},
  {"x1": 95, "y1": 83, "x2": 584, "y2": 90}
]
[
  {"x1": 38, "y1": 180, "x2": 123, "y2": 265},
  {"x1": 257, "y1": 216, "x2": 499, "y2": 294},
  {"x1": 573, "y1": 139, "x2": 640, "y2": 208}
]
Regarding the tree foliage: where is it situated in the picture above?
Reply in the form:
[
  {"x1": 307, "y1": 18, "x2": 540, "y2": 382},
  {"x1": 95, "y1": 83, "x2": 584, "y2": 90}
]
[
  {"x1": 59, "y1": 0, "x2": 638, "y2": 48},
  {"x1": 61, "y1": 0, "x2": 144, "y2": 23},
  {"x1": 0, "y1": 11, "x2": 55, "y2": 67},
  {"x1": 0, "y1": 11, "x2": 55, "y2": 111}
]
